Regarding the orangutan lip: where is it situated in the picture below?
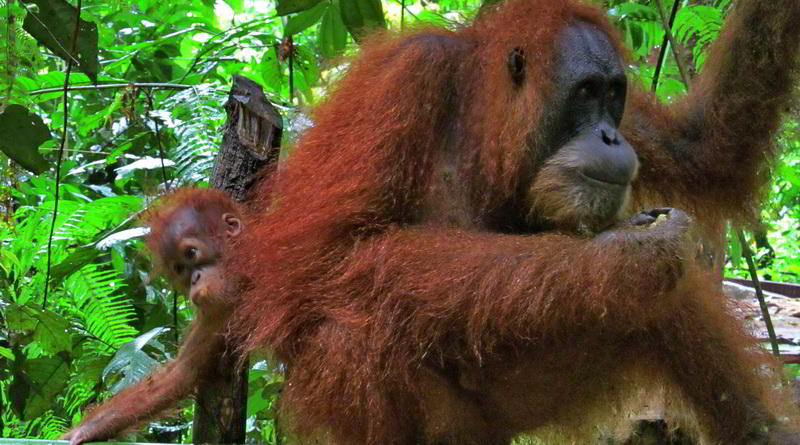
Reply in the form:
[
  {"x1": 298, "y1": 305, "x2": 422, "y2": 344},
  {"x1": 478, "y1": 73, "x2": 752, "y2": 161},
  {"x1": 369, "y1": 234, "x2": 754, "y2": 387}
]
[{"x1": 580, "y1": 172, "x2": 629, "y2": 188}]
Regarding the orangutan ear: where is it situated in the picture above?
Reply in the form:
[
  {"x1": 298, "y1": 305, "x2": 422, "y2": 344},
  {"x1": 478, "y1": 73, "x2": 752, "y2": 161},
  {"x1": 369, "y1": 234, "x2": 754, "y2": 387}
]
[{"x1": 222, "y1": 213, "x2": 242, "y2": 238}]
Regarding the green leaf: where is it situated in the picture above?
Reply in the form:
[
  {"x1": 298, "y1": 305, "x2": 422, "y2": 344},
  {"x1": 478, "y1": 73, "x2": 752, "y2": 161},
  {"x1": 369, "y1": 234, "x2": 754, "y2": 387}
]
[
  {"x1": 277, "y1": 0, "x2": 323, "y2": 16},
  {"x1": 319, "y1": 2, "x2": 348, "y2": 58},
  {"x1": 259, "y1": 47, "x2": 284, "y2": 93},
  {"x1": 0, "y1": 105, "x2": 51, "y2": 174},
  {"x1": 103, "y1": 327, "x2": 170, "y2": 393},
  {"x1": 339, "y1": 0, "x2": 386, "y2": 42},
  {"x1": 22, "y1": 0, "x2": 99, "y2": 83},
  {"x1": 47, "y1": 201, "x2": 143, "y2": 285},
  {"x1": 292, "y1": 45, "x2": 320, "y2": 101},
  {"x1": 285, "y1": 1, "x2": 328, "y2": 35},
  {"x1": 224, "y1": 0, "x2": 245, "y2": 12},
  {"x1": 22, "y1": 356, "x2": 70, "y2": 419},
  {"x1": 608, "y1": 2, "x2": 658, "y2": 21},
  {"x1": 0, "y1": 346, "x2": 13, "y2": 360},
  {"x1": 779, "y1": 163, "x2": 800, "y2": 187},
  {"x1": 49, "y1": 246, "x2": 100, "y2": 286},
  {"x1": 6, "y1": 303, "x2": 72, "y2": 354}
]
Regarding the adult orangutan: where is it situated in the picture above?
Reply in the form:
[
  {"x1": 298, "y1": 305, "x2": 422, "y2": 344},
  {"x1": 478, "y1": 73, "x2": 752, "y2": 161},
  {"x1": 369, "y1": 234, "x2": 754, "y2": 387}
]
[
  {"x1": 62, "y1": 188, "x2": 244, "y2": 445},
  {"x1": 222, "y1": 0, "x2": 800, "y2": 444}
]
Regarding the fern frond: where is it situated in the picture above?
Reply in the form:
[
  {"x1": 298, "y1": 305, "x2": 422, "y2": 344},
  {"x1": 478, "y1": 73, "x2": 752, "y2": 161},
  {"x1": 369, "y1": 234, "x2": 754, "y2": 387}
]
[
  {"x1": 21, "y1": 410, "x2": 69, "y2": 439},
  {"x1": 161, "y1": 84, "x2": 228, "y2": 184},
  {"x1": 66, "y1": 266, "x2": 137, "y2": 355},
  {"x1": 63, "y1": 378, "x2": 96, "y2": 417},
  {"x1": 673, "y1": 5, "x2": 722, "y2": 69}
]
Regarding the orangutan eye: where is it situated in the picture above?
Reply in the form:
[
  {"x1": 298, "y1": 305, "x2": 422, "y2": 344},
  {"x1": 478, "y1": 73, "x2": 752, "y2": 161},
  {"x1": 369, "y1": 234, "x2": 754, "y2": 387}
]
[
  {"x1": 184, "y1": 247, "x2": 198, "y2": 260},
  {"x1": 508, "y1": 47, "x2": 526, "y2": 86},
  {"x1": 576, "y1": 78, "x2": 601, "y2": 100}
]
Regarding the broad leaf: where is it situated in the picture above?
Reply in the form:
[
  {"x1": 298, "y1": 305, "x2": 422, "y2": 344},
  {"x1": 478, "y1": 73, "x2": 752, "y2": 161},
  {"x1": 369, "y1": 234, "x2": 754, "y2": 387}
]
[
  {"x1": 277, "y1": 0, "x2": 323, "y2": 16},
  {"x1": 0, "y1": 105, "x2": 50, "y2": 174},
  {"x1": 285, "y1": 1, "x2": 328, "y2": 35},
  {"x1": 103, "y1": 327, "x2": 170, "y2": 393},
  {"x1": 22, "y1": 356, "x2": 70, "y2": 419},
  {"x1": 6, "y1": 303, "x2": 72, "y2": 354},
  {"x1": 319, "y1": 2, "x2": 348, "y2": 58},
  {"x1": 339, "y1": 0, "x2": 386, "y2": 42},
  {"x1": 22, "y1": 0, "x2": 99, "y2": 83},
  {"x1": 224, "y1": 0, "x2": 245, "y2": 12}
]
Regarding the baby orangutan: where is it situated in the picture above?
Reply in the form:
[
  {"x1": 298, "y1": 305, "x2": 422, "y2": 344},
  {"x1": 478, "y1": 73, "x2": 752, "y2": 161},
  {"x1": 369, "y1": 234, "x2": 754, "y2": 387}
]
[{"x1": 61, "y1": 188, "x2": 243, "y2": 445}]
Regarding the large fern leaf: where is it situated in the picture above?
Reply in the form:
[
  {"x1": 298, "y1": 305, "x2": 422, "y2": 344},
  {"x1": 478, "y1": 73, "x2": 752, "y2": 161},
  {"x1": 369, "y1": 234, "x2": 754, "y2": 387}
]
[
  {"x1": 65, "y1": 266, "x2": 137, "y2": 355},
  {"x1": 161, "y1": 84, "x2": 228, "y2": 184}
]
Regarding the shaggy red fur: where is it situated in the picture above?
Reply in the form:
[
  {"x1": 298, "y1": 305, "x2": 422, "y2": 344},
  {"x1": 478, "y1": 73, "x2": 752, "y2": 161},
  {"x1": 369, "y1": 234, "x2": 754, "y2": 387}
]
[{"x1": 228, "y1": 1, "x2": 800, "y2": 444}]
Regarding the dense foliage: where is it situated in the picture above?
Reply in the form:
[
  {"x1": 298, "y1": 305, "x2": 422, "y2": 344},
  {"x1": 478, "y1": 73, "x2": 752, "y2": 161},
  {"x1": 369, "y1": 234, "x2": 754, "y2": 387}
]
[{"x1": 0, "y1": 0, "x2": 796, "y2": 442}]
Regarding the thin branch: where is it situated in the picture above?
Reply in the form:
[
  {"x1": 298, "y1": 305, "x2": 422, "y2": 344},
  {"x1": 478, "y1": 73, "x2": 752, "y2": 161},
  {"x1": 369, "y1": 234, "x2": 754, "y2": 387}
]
[
  {"x1": 145, "y1": 90, "x2": 172, "y2": 192},
  {"x1": 30, "y1": 82, "x2": 193, "y2": 96},
  {"x1": 4, "y1": 0, "x2": 17, "y2": 110},
  {"x1": 737, "y1": 231, "x2": 781, "y2": 358},
  {"x1": 401, "y1": 0, "x2": 405, "y2": 30},
  {"x1": 172, "y1": 290, "x2": 179, "y2": 344},
  {"x1": 44, "y1": 0, "x2": 83, "y2": 308},
  {"x1": 654, "y1": 0, "x2": 690, "y2": 86},
  {"x1": 656, "y1": 0, "x2": 689, "y2": 85},
  {"x1": 401, "y1": 3, "x2": 420, "y2": 22},
  {"x1": 177, "y1": 17, "x2": 271, "y2": 84},
  {"x1": 651, "y1": 0, "x2": 682, "y2": 92},
  {"x1": 288, "y1": 37, "x2": 295, "y2": 104},
  {"x1": 40, "y1": 147, "x2": 110, "y2": 155}
]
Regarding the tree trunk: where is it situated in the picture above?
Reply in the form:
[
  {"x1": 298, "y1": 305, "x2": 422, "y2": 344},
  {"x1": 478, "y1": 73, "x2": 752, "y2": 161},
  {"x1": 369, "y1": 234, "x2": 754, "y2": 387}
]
[{"x1": 193, "y1": 74, "x2": 283, "y2": 444}]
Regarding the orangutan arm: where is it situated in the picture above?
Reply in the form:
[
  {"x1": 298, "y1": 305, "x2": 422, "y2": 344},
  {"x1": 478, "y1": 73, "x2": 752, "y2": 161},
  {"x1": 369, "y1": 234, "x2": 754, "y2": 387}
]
[
  {"x1": 623, "y1": 0, "x2": 800, "y2": 221},
  {"x1": 61, "y1": 319, "x2": 225, "y2": 445},
  {"x1": 339, "y1": 210, "x2": 690, "y2": 352}
]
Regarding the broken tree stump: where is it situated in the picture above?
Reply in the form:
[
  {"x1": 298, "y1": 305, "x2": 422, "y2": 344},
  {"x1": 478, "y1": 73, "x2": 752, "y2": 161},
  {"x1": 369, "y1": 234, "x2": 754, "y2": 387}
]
[{"x1": 193, "y1": 74, "x2": 283, "y2": 444}]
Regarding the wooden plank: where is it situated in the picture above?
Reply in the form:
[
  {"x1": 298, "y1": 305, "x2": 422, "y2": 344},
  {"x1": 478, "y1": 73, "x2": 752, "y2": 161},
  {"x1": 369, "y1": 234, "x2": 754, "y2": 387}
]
[
  {"x1": 0, "y1": 440, "x2": 170, "y2": 445},
  {"x1": 726, "y1": 278, "x2": 800, "y2": 298}
]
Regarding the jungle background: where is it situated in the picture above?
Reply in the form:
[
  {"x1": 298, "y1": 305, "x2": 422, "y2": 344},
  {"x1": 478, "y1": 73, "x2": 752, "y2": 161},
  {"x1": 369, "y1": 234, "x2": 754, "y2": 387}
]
[{"x1": 0, "y1": 0, "x2": 797, "y2": 442}]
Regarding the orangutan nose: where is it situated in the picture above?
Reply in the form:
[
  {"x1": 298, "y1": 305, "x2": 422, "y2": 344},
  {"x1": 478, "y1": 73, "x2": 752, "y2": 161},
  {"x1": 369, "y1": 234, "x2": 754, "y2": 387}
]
[{"x1": 580, "y1": 123, "x2": 638, "y2": 186}]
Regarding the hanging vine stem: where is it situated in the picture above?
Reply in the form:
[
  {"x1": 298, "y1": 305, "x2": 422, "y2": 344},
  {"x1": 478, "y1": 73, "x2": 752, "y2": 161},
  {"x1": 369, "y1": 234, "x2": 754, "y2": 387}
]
[
  {"x1": 172, "y1": 290, "x2": 179, "y2": 343},
  {"x1": 738, "y1": 231, "x2": 781, "y2": 357},
  {"x1": 43, "y1": 0, "x2": 83, "y2": 309},
  {"x1": 654, "y1": 0, "x2": 781, "y2": 359},
  {"x1": 654, "y1": 0, "x2": 690, "y2": 87},
  {"x1": 289, "y1": 36, "x2": 295, "y2": 105},
  {"x1": 145, "y1": 89, "x2": 172, "y2": 192},
  {"x1": 651, "y1": 0, "x2": 681, "y2": 92},
  {"x1": 401, "y1": 0, "x2": 405, "y2": 30},
  {"x1": 4, "y1": 0, "x2": 17, "y2": 110}
]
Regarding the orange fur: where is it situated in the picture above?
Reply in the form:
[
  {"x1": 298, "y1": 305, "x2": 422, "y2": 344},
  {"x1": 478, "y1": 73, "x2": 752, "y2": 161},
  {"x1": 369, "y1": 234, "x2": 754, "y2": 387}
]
[
  {"x1": 228, "y1": 1, "x2": 800, "y2": 444},
  {"x1": 61, "y1": 188, "x2": 241, "y2": 445},
  {"x1": 145, "y1": 188, "x2": 239, "y2": 275}
]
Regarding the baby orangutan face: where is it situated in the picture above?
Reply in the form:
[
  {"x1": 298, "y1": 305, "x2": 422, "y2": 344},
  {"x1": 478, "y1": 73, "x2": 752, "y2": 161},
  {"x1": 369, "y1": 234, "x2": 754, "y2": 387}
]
[{"x1": 160, "y1": 206, "x2": 242, "y2": 311}]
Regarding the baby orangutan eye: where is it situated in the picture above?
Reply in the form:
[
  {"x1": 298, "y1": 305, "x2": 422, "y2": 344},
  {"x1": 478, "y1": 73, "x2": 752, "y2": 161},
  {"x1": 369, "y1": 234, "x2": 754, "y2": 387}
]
[{"x1": 184, "y1": 247, "x2": 198, "y2": 260}]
